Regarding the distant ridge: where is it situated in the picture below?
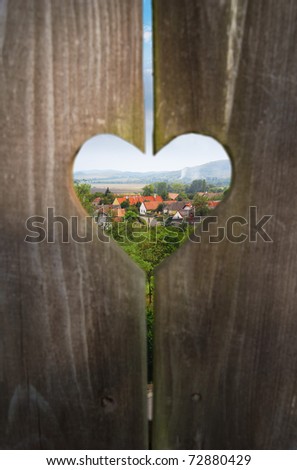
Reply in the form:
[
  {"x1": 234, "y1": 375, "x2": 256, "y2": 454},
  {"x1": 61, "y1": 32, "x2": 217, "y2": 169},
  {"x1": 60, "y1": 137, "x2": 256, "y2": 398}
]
[{"x1": 74, "y1": 159, "x2": 231, "y2": 184}]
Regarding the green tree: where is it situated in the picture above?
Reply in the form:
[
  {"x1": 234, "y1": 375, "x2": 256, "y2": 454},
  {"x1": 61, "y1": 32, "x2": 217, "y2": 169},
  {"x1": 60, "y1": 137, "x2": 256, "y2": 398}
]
[
  {"x1": 120, "y1": 200, "x2": 130, "y2": 209},
  {"x1": 129, "y1": 205, "x2": 139, "y2": 214},
  {"x1": 192, "y1": 193, "x2": 209, "y2": 216},
  {"x1": 169, "y1": 182, "x2": 185, "y2": 193},
  {"x1": 90, "y1": 191, "x2": 104, "y2": 201},
  {"x1": 187, "y1": 179, "x2": 206, "y2": 194},
  {"x1": 73, "y1": 182, "x2": 93, "y2": 214},
  {"x1": 102, "y1": 192, "x2": 115, "y2": 205},
  {"x1": 177, "y1": 192, "x2": 188, "y2": 201},
  {"x1": 142, "y1": 184, "x2": 154, "y2": 196},
  {"x1": 124, "y1": 210, "x2": 139, "y2": 222},
  {"x1": 155, "y1": 181, "x2": 168, "y2": 200}
]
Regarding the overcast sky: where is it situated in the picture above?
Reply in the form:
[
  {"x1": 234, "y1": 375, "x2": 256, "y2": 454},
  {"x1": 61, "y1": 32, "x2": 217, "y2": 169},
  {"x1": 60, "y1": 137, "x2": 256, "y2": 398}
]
[{"x1": 74, "y1": 0, "x2": 229, "y2": 173}]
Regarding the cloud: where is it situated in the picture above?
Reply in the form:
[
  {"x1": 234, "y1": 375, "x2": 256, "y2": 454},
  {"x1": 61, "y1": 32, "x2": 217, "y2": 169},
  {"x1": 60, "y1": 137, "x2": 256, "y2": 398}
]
[
  {"x1": 144, "y1": 31, "x2": 152, "y2": 42},
  {"x1": 143, "y1": 25, "x2": 152, "y2": 43}
]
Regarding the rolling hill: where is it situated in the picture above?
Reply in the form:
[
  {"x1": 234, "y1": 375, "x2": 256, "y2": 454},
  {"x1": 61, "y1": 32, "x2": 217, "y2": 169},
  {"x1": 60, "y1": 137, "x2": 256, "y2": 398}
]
[{"x1": 74, "y1": 159, "x2": 231, "y2": 184}]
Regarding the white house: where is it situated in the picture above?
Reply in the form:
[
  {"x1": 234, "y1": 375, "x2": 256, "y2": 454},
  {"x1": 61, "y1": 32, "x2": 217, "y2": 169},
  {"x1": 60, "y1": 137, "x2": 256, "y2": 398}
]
[
  {"x1": 172, "y1": 210, "x2": 184, "y2": 220},
  {"x1": 139, "y1": 201, "x2": 160, "y2": 215},
  {"x1": 140, "y1": 202, "x2": 146, "y2": 215}
]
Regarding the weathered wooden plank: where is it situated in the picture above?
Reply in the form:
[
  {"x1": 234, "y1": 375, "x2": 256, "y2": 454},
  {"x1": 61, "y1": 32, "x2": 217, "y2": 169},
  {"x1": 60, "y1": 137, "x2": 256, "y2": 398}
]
[
  {"x1": 0, "y1": 0, "x2": 147, "y2": 449},
  {"x1": 153, "y1": 0, "x2": 297, "y2": 449}
]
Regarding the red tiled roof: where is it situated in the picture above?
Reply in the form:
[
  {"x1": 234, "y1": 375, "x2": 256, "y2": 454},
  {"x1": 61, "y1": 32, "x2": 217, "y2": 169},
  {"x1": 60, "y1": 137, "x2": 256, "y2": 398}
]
[
  {"x1": 92, "y1": 197, "x2": 101, "y2": 204},
  {"x1": 115, "y1": 195, "x2": 163, "y2": 205},
  {"x1": 128, "y1": 196, "x2": 144, "y2": 205},
  {"x1": 168, "y1": 193, "x2": 179, "y2": 200},
  {"x1": 208, "y1": 201, "x2": 220, "y2": 208},
  {"x1": 143, "y1": 195, "x2": 163, "y2": 202},
  {"x1": 163, "y1": 200, "x2": 176, "y2": 205},
  {"x1": 112, "y1": 194, "x2": 164, "y2": 207},
  {"x1": 115, "y1": 195, "x2": 146, "y2": 205},
  {"x1": 164, "y1": 201, "x2": 190, "y2": 211},
  {"x1": 198, "y1": 192, "x2": 221, "y2": 200},
  {"x1": 116, "y1": 197, "x2": 127, "y2": 204},
  {"x1": 143, "y1": 201, "x2": 160, "y2": 211}
]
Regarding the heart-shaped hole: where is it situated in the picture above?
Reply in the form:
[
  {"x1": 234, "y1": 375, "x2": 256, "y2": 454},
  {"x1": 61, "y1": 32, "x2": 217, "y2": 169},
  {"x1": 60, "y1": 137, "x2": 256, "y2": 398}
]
[{"x1": 73, "y1": 133, "x2": 232, "y2": 383}]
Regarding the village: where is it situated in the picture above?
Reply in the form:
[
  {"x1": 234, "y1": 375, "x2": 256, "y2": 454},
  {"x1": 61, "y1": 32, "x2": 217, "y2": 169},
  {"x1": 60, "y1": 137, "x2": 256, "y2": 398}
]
[
  {"x1": 73, "y1": 181, "x2": 228, "y2": 382},
  {"x1": 92, "y1": 190, "x2": 222, "y2": 230}
]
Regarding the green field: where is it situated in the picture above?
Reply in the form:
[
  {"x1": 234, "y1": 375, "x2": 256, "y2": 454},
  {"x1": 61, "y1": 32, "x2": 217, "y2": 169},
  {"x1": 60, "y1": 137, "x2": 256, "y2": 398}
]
[{"x1": 91, "y1": 183, "x2": 145, "y2": 194}]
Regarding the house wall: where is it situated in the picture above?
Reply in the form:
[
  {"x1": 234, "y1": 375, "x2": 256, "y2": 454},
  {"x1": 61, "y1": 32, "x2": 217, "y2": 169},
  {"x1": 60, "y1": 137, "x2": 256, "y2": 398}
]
[
  {"x1": 172, "y1": 211, "x2": 183, "y2": 220},
  {"x1": 140, "y1": 203, "x2": 147, "y2": 215}
]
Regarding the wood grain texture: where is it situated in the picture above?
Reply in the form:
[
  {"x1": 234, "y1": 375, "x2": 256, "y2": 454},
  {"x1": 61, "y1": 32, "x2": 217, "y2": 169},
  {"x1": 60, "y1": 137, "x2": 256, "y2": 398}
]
[
  {"x1": 0, "y1": 0, "x2": 147, "y2": 449},
  {"x1": 153, "y1": 0, "x2": 297, "y2": 449}
]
